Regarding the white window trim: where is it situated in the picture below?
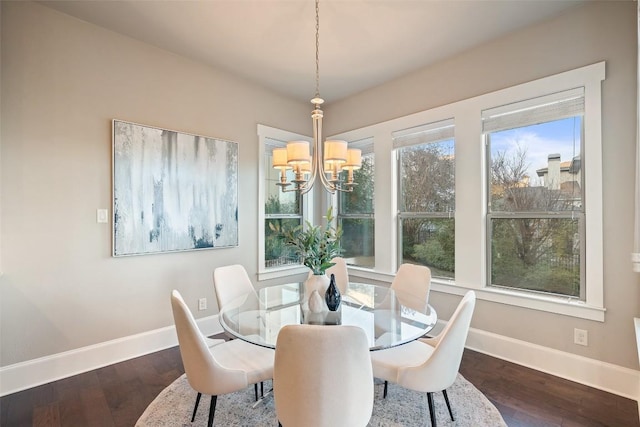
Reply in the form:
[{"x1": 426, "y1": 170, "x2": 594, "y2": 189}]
[
  {"x1": 257, "y1": 124, "x2": 314, "y2": 281},
  {"x1": 331, "y1": 62, "x2": 606, "y2": 321}
]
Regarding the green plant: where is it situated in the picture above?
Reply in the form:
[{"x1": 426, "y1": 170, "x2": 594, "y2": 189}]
[{"x1": 269, "y1": 206, "x2": 343, "y2": 275}]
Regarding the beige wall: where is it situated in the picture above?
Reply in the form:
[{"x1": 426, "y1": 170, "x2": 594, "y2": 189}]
[
  {"x1": 327, "y1": 1, "x2": 640, "y2": 369},
  {"x1": 0, "y1": 1, "x2": 308, "y2": 366}
]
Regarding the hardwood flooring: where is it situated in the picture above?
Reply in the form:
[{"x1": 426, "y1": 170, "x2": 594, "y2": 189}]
[
  {"x1": 460, "y1": 351, "x2": 639, "y2": 427},
  {"x1": 1, "y1": 336, "x2": 637, "y2": 427}
]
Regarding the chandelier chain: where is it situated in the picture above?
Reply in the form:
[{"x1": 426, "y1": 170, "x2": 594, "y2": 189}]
[
  {"x1": 315, "y1": 0, "x2": 320, "y2": 100},
  {"x1": 272, "y1": 0, "x2": 358, "y2": 194}
]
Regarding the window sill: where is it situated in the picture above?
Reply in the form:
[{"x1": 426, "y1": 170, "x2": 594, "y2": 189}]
[
  {"x1": 432, "y1": 281, "x2": 605, "y2": 322},
  {"x1": 258, "y1": 265, "x2": 309, "y2": 281},
  {"x1": 347, "y1": 266, "x2": 395, "y2": 283},
  {"x1": 347, "y1": 268, "x2": 605, "y2": 322}
]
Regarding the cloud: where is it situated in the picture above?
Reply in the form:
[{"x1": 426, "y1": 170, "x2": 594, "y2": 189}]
[{"x1": 490, "y1": 127, "x2": 579, "y2": 182}]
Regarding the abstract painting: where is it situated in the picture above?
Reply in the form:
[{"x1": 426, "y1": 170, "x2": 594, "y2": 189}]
[{"x1": 112, "y1": 120, "x2": 238, "y2": 256}]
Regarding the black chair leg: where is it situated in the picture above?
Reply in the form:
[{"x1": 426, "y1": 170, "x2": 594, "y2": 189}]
[
  {"x1": 191, "y1": 392, "x2": 202, "y2": 422},
  {"x1": 261, "y1": 381, "x2": 264, "y2": 398},
  {"x1": 207, "y1": 395, "x2": 218, "y2": 427},
  {"x1": 442, "y1": 389, "x2": 454, "y2": 421},
  {"x1": 254, "y1": 383, "x2": 259, "y2": 401},
  {"x1": 383, "y1": 380, "x2": 388, "y2": 398},
  {"x1": 427, "y1": 392, "x2": 437, "y2": 427}
]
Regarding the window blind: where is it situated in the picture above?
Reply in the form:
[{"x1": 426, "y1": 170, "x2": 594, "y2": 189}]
[
  {"x1": 348, "y1": 137, "x2": 374, "y2": 155},
  {"x1": 265, "y1": 137, "x2": 288, "y2": 153},
  {"x1": 482, "y1": 87, "x2": 584, "y2": 134},
  {"x1": 392, "y1": 118, "x2": 455, "y2": 149}
]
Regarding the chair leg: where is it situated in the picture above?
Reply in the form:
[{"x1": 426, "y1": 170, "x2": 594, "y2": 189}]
[
  {"x1": 252, "y1": 382, "x2": 267, "y2": 401},
  {"x1": 383, "y1": 380, "x2": 388, "y2": 398},
  {"x1": 427, "y1": 392, "x2": 436, "y2": 427},
  {"x1": 191, "y1": 392, "x2": 202, "y2": 422},
  {"x1": 207, "y1": 395, "x2": 218, "y2": 427},
  {"x1": 442, "y1": 389, "x2": 454, "y2": 421}
]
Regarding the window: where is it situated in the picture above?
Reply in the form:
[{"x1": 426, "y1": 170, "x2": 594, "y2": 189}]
[
  {"x1": 258, "y1": 125, "x2": 312, "y2": 279},
  {"x1": 264, "y1": 138, "x2": 303, "y2": 268},
  {"x1": 337, "y1": 138, "x2": 375, "y2": 268},
  {"x1": 395, "y1": 119, "x2": 455, "y2": 279},
  {"x1": 485, "y1": 88, "x2": 584, "y2": 299}
]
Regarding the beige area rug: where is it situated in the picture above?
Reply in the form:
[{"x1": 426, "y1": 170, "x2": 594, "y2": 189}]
[{"x1": 136, "y1": 373, "x2": 506, "y2": 426}]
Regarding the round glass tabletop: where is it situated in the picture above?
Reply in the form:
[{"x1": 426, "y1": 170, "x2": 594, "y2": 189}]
[{"x1": 219, "y1": 282, "x2": 437, "y2": 351}]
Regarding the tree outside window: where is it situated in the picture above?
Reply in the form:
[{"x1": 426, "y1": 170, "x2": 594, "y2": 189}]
[{"x1": 395, "y1": 119, "x2": 455, "y2": 279}]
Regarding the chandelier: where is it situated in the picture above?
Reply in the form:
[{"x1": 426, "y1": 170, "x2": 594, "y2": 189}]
[{"x1": 272, "y1": 0, "x2": 361, "y2": 194}]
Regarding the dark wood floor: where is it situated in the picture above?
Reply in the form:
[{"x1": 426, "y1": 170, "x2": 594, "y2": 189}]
[{"x1": 1, "y1": 335, "x2": 638, "y2": 427}]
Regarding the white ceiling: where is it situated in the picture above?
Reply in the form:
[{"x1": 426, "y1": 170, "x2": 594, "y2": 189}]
[{"x1": 40, "y1": 0, "x2": 586, "y2": 104}]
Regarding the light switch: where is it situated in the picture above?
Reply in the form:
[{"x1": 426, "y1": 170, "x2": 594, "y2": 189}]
[{"x1": 97, "y1": 209, "x2": 109, "y2": 223}]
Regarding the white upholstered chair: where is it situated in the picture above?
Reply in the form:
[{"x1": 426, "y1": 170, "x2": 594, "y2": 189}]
[
  {"x1": 212, "y1": 263, "x2": 266, "y2": 400},
  {"x1": 171, "y1": 290, "x2": 274, "y2": 427},
  {"x1": 213, "y1": 264, "x2": 256, "y2": 309},
  {"x1": 204, "y1": 337, "x2": 225, "y2": 348},
  {"x1": 274, "y1": 324, "x2": 374, "y2": 427},
  {"x1": 306, "y1": 256, "x2": 349, "y2": 294},
  {"x1": 370, "y1": 290, "x2": 476, "y2": 427},
  {"x1": 373, "y1": 264, "x2": 431, "y2": 342},
  {"x1": 390, "y1": 263, "x2": 432, "y2": 313}
]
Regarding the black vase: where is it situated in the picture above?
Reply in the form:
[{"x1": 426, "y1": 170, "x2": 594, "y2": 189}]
[{"x1": 325, "y1": 273, "x2": 341, "y2": 311}]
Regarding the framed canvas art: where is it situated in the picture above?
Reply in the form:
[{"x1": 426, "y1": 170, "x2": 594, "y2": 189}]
[{"x1": 112, "y1": 120, "x2": 238, "y2": 256}]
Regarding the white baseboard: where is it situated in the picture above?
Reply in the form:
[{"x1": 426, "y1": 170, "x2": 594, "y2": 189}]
[
  {"x1": 0, "y1": 315, "x2": 224, "y2": 397},
  {"x1": 465, "y1": 323, "x2": 640, "y2": 401},
  {"x1": 1, "y1": 316, "x2": 638, "y2": 402}
]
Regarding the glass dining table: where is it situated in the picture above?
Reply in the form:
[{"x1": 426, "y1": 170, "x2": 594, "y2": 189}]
[{"x1": 219, "y1": 282, "x2": 437, "y2": 351}]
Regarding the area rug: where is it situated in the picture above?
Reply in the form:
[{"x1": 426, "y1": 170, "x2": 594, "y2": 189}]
[{"x1": 136, "y1": 374, "x2": 506, "y2": 426}]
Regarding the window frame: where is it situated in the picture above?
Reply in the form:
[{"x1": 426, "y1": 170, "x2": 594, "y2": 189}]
[
  {"x1": 473, "y1": 65, "x2": 603, "y2": 318},
  {"x1": 264, "y1": 137, "x2": 304, "y2": 270},
  {"x1": 258, "y1": 124, "x2": 314, "y2": 280},
  {"x1": 394, "y1": 119, "x2": 456, "y2": 279},
  {"x1": 337, "y1": 138, "x2": 376, "y2": 268},
  {"x1": 484, "y1": 111, "x2": 585, "y2": 300}
]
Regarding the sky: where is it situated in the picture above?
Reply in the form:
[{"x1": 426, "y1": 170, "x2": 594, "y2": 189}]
[{"x1": 489, "y1": 116, "x2": 582, "y2": 185}]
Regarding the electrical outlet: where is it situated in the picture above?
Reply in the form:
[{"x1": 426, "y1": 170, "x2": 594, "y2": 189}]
[
  {"x1": 574, "y1": 328, "x2": 588, "y2": 346},
  {"x1": 198, "y1": 298, "x2": 207, "y2": 311}
]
